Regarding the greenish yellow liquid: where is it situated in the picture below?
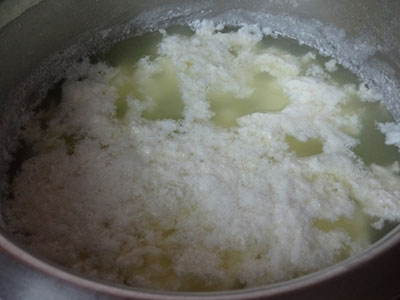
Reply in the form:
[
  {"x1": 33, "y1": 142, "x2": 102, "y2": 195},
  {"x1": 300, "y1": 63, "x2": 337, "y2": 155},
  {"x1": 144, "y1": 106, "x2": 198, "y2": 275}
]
[
  {"x1": 111, "y1": 57, "x2": 184, "y2": 121},
  {"x1": 209, "y1": 72, "x2": 289, "y2": 128}
]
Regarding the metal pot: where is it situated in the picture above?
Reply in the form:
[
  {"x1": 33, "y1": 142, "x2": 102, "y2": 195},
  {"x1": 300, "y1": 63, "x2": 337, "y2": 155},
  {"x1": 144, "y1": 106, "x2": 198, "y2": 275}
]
[{"x1": 1, "y1": 1, "x2": 399, "y2": 299}]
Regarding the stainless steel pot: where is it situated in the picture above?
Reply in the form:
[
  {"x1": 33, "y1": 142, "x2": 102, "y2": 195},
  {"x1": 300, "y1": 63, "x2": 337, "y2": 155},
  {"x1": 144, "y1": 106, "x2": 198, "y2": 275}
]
[{"x1": 1, "y1": 1, "x2": 400, "y2": 299}]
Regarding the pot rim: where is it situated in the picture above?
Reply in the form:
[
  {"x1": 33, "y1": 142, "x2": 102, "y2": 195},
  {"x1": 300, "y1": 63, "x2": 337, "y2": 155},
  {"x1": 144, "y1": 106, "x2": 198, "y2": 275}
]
[{"x1": 1, "y1": 224, "x2": 400, "y2": 299}]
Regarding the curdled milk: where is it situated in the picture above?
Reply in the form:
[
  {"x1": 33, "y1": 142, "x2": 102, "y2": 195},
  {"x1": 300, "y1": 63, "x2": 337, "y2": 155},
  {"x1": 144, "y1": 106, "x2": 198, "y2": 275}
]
[{"x1": 5, "y1": 21, "x2": 400, "y2": 291}]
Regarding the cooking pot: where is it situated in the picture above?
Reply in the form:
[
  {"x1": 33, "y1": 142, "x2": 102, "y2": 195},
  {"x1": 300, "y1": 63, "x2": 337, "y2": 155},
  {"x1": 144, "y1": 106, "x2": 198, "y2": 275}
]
[{"x1": 1, "y1": 1, "x2": 400, "y2": 299}]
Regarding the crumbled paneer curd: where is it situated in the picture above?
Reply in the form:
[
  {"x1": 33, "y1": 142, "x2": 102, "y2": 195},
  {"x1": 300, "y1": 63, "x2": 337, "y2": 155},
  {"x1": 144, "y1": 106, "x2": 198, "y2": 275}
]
[
  {"x1": 325, "y1": 59, "x2": 337, "y2": 73},
  {"x1": 6, "y1": 21, "x2": 400, "y2": 291}
]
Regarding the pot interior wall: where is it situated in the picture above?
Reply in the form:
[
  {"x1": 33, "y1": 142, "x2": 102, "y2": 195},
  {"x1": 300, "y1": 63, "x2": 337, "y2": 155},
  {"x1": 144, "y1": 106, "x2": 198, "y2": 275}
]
[{"x1": 0, "y1": 0, "x2": 399, "y2": 109}]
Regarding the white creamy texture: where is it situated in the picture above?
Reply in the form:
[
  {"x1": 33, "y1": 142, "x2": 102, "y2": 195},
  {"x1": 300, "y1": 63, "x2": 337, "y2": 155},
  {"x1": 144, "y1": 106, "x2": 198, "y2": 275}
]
[
  {"x1": 325, "y1": 59, "x2": 337, "y2": 73},
  {"x1": 379, "y1": 122, "x2": 400, "y2": 148},
  {"x1": 7, "y1": 21, "x2": 400, "y2": 291}
]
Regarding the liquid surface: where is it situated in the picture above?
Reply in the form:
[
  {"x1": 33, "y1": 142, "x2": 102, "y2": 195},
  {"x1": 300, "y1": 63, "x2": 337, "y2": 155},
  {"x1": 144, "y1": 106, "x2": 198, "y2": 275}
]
[{"x1": 5, "y1": 21, "x2": 400, "y2": 291}]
